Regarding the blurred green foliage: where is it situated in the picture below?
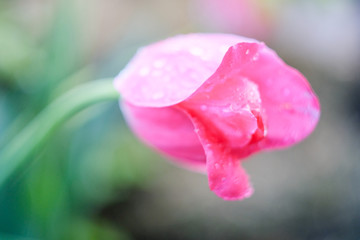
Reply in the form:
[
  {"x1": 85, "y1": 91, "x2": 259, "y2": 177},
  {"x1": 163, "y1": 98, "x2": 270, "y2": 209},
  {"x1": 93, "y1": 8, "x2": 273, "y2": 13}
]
[{"x1": 0, "y1": 1, "x2": 161, "y2": 239}]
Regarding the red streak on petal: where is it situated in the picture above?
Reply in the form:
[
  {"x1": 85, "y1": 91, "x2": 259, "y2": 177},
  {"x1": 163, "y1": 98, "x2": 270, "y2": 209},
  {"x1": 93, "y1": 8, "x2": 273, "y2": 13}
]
[
  {"x1": 182, "y1": 108, "x2": 254, "y2": 200},
  {"x1": 249, "y1": 110, "x2": 265, "y2": 144}
]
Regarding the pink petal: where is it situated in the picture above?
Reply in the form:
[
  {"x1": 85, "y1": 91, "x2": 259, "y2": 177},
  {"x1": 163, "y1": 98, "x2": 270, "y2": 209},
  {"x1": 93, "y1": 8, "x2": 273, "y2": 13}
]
[
  {"x1": 181, "y1": 74, "x2": 263, "y2": 149},
  {"x1": 177, "y1": 64, "x2": 266, "y2": 200},
  {"x1": 209, "y1": 42, "x2": 320, "y2": 157},
  {"x1": 115, "y1": 34, "x2": 257, "y2": 107},
  {"x1": 120, "y1": 101, "x2": 206, "y2": 171},
  {"x1": 181, "y1": 109, "x2": 253, "y2": 200}
]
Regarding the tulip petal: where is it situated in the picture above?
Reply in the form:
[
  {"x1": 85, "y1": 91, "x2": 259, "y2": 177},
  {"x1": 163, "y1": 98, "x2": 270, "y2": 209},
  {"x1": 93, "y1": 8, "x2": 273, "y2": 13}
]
[
  {"x1": 178, "y1": 70, "x2": 265, "y2": 200},
  {"x1": 211, "y1": 42, "x2": 320, "y2": 156},
  {"x1": 115, "y1": 34, "x2": 256, "y2": 107},
  {"x1": 207, "y1": 151, "x2": 253, "y2": 201},
  {"x1": 121, "y1": 101, "x2": 207, "y2": 170},
  {"x1": 182, "y1": 73, "x2": 263, "y2": 149},
  {"x1": 183, "y1": 110, "x2": 253, "y2": 200}
]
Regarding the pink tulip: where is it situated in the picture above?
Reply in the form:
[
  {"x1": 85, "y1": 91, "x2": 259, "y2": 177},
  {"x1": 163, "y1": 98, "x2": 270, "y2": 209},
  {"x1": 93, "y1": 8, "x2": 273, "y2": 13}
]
[{"x1": 114, "y1": 34, "x2": 320, "y2": 200}]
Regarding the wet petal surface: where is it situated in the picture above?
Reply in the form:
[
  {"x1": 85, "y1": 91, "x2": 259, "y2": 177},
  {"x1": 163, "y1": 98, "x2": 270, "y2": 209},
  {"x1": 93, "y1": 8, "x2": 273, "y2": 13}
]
[
  {"x1": 210, "y1": 42, "x2": 320, "y2": 157},
  {"x1": 121, "y1": 102, "x2": 206, "y2": 170},
  {"x1": 116, "y1": 33, "x2": 320, "y2": 201},
  {"x1": 115, "y1": 34, "x2": 256, "y2": 107},
  {"x1": 178, "y1": 64, "x2": 265, "y2": 199},
  {"x1": 182, "y1": 108, "x2": 253, "y2": 200}
]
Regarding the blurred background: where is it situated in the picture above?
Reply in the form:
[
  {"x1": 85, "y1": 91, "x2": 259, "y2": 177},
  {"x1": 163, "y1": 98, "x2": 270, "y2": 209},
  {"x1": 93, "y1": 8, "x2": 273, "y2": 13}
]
[{"x1": 0, "y1": 0, "x2": 360, "y2": 239}]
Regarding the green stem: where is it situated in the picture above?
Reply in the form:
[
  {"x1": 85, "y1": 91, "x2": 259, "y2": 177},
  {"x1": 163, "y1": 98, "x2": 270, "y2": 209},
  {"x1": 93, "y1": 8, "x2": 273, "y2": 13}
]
[{"x1": 0, "y1": 79, "x2": 120, "y2": 187}]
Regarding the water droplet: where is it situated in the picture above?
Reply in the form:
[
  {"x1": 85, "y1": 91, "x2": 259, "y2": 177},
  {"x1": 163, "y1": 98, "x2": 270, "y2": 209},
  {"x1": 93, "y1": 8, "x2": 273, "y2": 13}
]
[
  {"x1": 252, "y1": 53, "x2": 259, "y2": 61},
  {"x1": 233, "y1": 177, "x2": 240, "y2": 184},
  {"x1": 153, "y1": 59, "x2": 165, "y2": 68},
  {"x1": 245, "y1": 49, "x2": 250, "y2": 55},
  {"x1": 152, "y1": 91, "x2": 164, "y2": 100},
  {"x1": 139, "y1": 67, "x2": 149, "y2": 76},
  {"x1": 152, "y1": 70, "x2": 162, "y2": 77},
  {"x1": 200, "y1": 105, "x2": 208, "y2": 111},
  {"x1": 141, "y1": 86, "x2": 148, "y2": 94},
  {"x1": 222, "y1": 107, "x2": 231, "y2": 113},
  {"x1": 190, "y1": 47, "x2": 204, "y2": 56},
  {"x1": 303, "y1": 91, "x2": 313, "y2": 98},
  {"x1": 200, "y1": 54, "x2": 211, "y2": 61},
  {"x1": 178, "y1": 65, "x2": 187, "y2": 74}
]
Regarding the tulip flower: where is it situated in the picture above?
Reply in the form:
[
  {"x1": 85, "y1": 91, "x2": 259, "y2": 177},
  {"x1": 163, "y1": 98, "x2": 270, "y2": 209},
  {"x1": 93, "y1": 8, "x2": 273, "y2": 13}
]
[
  {"x1": 115, "y1": 33, "x2": 320, "y2": 200},
  {"x1": 0, "y1": 33, "x2": 320, "y2": 201}
]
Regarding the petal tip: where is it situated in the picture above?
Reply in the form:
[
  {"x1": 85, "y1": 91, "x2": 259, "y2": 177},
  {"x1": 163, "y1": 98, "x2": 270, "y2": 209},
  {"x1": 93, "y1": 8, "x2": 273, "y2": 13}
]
[{"x1": 220, "y1": 185, "x2": 254, "y2": 201}]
